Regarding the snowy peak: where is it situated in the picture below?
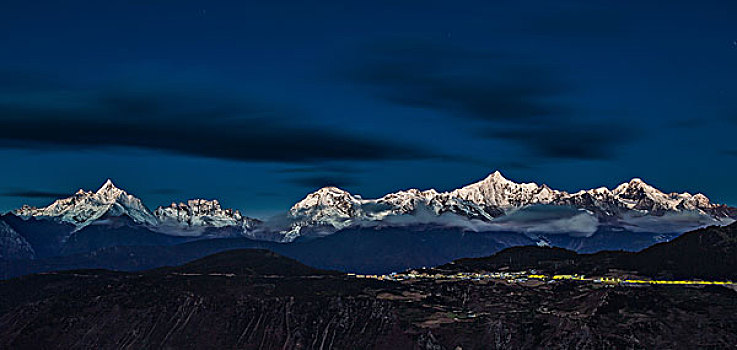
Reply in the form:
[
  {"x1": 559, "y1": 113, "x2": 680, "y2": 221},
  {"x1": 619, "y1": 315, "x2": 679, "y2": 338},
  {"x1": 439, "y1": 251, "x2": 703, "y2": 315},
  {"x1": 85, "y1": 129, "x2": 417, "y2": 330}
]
[
  {"x1": 12, "y1": 180, "x2": 259, "y2": 237},
  {"x1": 285, "y1": 173, "x2": 532, "y2": 233},
  {"x1": 606, "y1": 178, "x2": 717, "y2": 213},
  {"x1": 283, "y1": 171, "x2": 735, "y2": 236},
  {"x1": 451, "y1": 171, "x2": 562, "y2": 210},
  {"x1": 95, "y1": 179, "x2": 124, "y2": 198},
  {"x1": 483, "y1": 170, "x2": 513, "y2": 185},
  {"x1": 154, "y1": 199, "x2": 252, "y2": 229},
  {"x1": 290, "y1": 187, "x2": 361, "y2": 217},
  {"x1": 613, "y1": 178, "x2": 659, "y2": 198},
  {"x1": 9, "y1": 173, "x2": 734, "y2": 241},
  {"x1": 13, "y1": 179, "x2": 157, "y2": 229},
  {"x1": 287, "y1": 187, "x2": 363, "y2": 232}
]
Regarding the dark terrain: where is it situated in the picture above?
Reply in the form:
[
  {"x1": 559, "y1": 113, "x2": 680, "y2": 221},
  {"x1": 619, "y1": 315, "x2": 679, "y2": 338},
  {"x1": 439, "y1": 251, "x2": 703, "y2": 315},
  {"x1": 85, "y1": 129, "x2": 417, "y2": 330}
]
[
  {"x1": 446, "y1": 222, "x2": 737, "y2": 281},
  {"x1": 0, "y1": 216, "x2": 679, "y2": 279},
  {"x1": 0, "y1": 224, "x2": 538, "y2": 278},
  {"x1": 1, "y1": 224, "x2": 737, "y2": 349}
]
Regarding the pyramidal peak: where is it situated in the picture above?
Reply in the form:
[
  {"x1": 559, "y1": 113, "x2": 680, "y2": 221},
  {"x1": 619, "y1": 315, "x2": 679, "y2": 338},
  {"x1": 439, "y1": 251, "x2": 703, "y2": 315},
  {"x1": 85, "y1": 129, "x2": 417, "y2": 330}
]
[
  {"x1": 95, "y1": 179, "x2": 125, "y2": 197},
  {"x1": 612, "y1": 178, "x2": 661, "y2": 196},
  {"x1": 485, "y1": 170, "x2": 509, "y2": 182},
  {"x1": 619, "y1": 177, "x2": 650, "y2": 189},
  {"x1": 469, "y1": 170, "x2": 541, "y2": 189},
  {"x1": 98, "y1": 178, "x2": 118, "y2": 191},
  {"x1": 283, "y1": 170, "x2": 735, "y2": 238},
  {"x1": 290, "y1": 186, "x2": 360, "y2": 212},
  {"x1": 313, "y1": 186, "x2": 354, "y2": 196},
  {"x1": 472, "y1": 170, "x2": 516, "y2": 187},
  {"x1": 13, "y1": 178, "x2": 157, "y2": 229}
]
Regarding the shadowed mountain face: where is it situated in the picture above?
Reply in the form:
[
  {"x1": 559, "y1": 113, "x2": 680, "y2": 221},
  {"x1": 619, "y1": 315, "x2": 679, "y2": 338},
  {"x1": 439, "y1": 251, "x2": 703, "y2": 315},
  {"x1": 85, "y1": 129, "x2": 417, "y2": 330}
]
[
  {"x1": 0, "y1": 222, "x2": 718, "y2": 279},
  {"x1": 0, "y1": 226, "x2": 536, "y2": 278},
  {"x1": 0, "y1": 220, "x2": 33, "y2": 260},
  {"x1": 0, "y1": 214, "x2": 74, "y2": 258},
  {"x1": 2, "y1": 230, "x2": 737, "y2": 349}
]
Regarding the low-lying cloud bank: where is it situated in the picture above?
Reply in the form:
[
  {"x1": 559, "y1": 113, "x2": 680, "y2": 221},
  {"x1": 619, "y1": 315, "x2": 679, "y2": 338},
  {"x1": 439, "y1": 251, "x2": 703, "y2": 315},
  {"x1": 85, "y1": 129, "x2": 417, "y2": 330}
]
[
  {"x1": 323, "y1": 204, "x2": 733, "y2": 238},
  {"x1": 619, "y1": 211, "x2": 735, "y2": 234}
]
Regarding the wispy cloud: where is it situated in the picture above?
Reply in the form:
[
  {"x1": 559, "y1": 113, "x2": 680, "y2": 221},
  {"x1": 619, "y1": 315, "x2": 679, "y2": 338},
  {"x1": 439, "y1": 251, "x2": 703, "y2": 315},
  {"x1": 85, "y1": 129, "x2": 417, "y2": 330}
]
[
  {"x1": 1, "y1": 190, "x2": 68, "y2": 199},
  {"x1": 0, "y1": 74, "x2": 436, "y2": 164},
  {"x1": 344, "y1": 39, "x2": 639, "y2": 160}
]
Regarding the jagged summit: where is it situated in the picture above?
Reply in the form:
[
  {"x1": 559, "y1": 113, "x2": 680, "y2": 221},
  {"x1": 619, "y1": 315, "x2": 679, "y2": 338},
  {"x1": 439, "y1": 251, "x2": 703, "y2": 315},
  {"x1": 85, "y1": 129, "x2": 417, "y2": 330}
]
[
  {"x1": 451, "y1": 171, "x2": 559, "y2": 210},
  {"x1": 12, "y1": 179, "x2": 259, "y2": 238},
  {"x1": 482, "y1": 170, "x2": 512, "y2": 183},
  {"x1": 613, "y1": 178, "x2": 656, "y2": 194},
  {"x1": 10, "y1": 173, "x2": 736, "y2": 242},
  {"x1": 97, "y1": 179, "x2": 120, "y2": 193},
  {"x1": 285, "y1": 171, "x2": 735, "y2": 237},
  {"x1": 154, "y1": 199, "x2": 253, "y2": 230},
  {"x1": 14, "y1": 179, "x2": 157, "y2": 230}
]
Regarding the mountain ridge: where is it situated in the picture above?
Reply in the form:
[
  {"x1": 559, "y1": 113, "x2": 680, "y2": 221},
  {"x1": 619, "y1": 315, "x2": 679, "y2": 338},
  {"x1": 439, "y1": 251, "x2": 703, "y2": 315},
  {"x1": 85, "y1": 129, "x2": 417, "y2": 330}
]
[
  {"x1": 287, "y1": 171, "x2": 736, "y2": 237},
  {"x1": 7, "y1": 172, "x2": 736, "y2": 244},
  {"x1": 13, "y1": 180, "x2": 259, "y2": 237}
]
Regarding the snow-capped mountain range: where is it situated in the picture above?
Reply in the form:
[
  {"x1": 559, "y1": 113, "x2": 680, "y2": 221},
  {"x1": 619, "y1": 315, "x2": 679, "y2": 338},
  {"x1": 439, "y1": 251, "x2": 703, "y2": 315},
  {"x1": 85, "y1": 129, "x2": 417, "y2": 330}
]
[
  {"x1": 15, "y1": 180, "x2": 159, "y2": 229},
  {"x1": 286, "y1": 171, "x2": 736, "y2": 237},
  {"x1": 13, "y1": 180, "x2": 256, "y2": 236},
  {"x1": 155, "y1": 199, "x2": 256, "y2": 232},
  {"x1": 8, "y1": 172, "x2": 737, "y2": 242}
]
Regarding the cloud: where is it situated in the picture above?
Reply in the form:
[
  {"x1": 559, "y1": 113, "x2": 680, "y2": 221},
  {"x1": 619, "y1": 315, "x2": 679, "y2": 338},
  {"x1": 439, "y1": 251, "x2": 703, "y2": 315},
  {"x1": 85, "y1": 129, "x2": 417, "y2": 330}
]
[
  {"x1": 1, "y1": 190, "x2": 68, "y2": 199},
  {"x1": 343, "y1": 40, "x2": 637, "y2": 160},
  {"x1": 0, "y1": 79, "x2": 435, "y2": 163},
  {"x1": 485, "y1": 205, "x2": 600, "y2": 237},
  {"x1": 275, "y1": 164, "x2": 361, "y2": 175},
  {"x1": 619, "y1": 211, "x2": 734, "y2": 234},
  {"x1": 486, "y1": 122, "x2": 638, "y2": 160},
  {"x1": 349, "y1": 203, "x2": 599, "y2": 237},
  {"x1": 345, "y1": 40, "x2": 567, "y2": 122},
  {"x1": 353, "y1": 204, "x2": 501, "y2": 232}
]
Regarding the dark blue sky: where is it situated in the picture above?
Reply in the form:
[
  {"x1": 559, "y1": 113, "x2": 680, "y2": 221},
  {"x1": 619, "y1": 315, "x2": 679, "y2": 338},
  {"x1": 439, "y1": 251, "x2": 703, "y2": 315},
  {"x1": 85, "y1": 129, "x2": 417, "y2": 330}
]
[{"x1": 1, "y1": 0, "x2": 736, "y2": 217}]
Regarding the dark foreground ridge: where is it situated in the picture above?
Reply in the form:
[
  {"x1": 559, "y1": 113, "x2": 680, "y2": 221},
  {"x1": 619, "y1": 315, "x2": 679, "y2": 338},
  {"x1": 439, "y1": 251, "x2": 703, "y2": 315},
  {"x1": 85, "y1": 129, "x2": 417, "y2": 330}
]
[
  {"x1": 1, "y1": 224, "x2": 737, "y2": 349},
  {"x1": 162, "y1": 249, "x2": 340, "y2": 276}
]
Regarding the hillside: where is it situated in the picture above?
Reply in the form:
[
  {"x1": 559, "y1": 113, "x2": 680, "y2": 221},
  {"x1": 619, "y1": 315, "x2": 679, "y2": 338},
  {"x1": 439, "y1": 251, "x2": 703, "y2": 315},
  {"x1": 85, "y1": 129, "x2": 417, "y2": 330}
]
[
  {"x1": 1, "y1": 246, "x2": 737, "y2": 348},
  {"x1": 445, "y1": 222, "x2": 737, "y2": 280}
]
